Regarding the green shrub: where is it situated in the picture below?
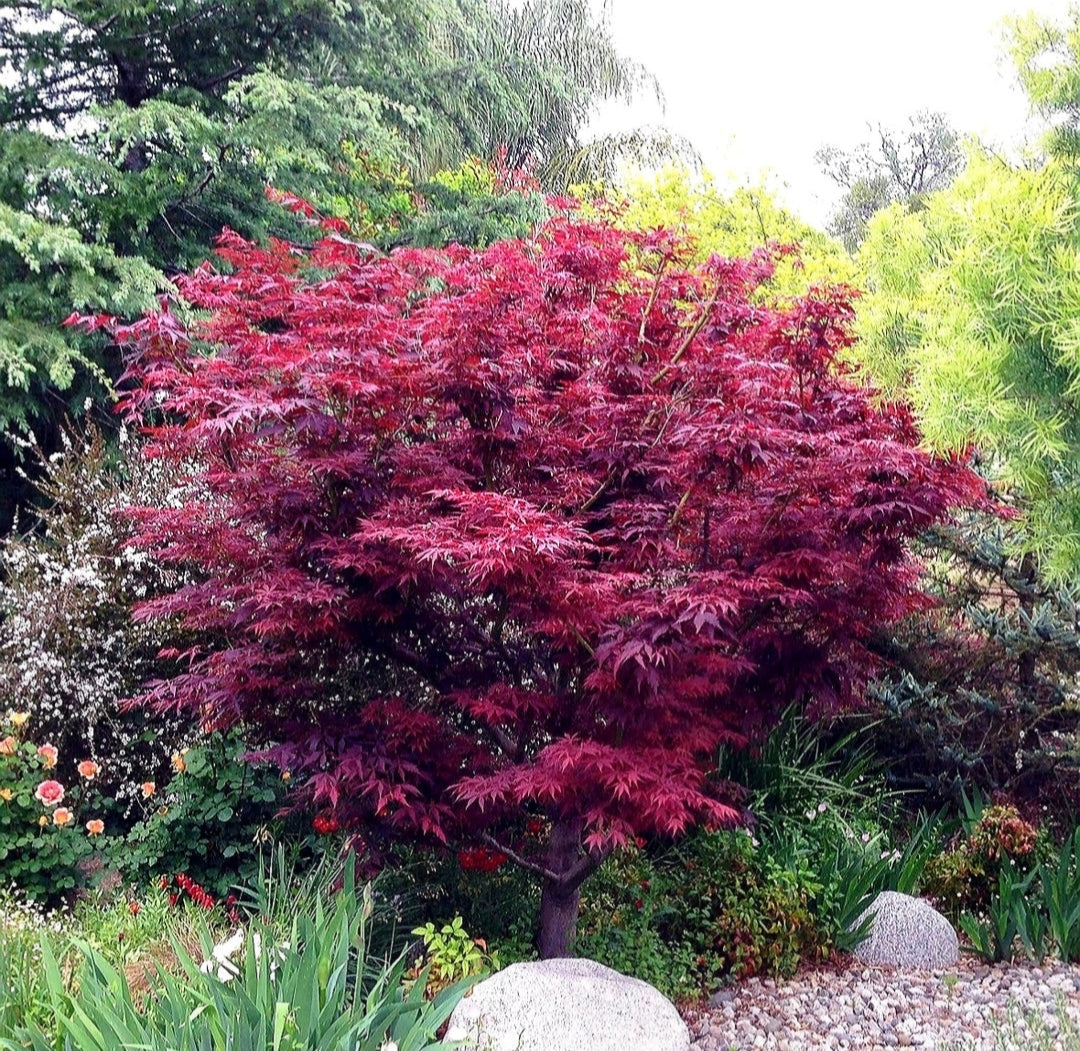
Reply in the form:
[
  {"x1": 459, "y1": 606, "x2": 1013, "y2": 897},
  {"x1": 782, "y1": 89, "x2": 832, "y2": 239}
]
[
  {"x1": 575, "y1": 830, "x2": 826, "y2": 994},
  {"x1": 117, "y1": 728, "x2": 297, "y2": 896},
  {"x1": 924, "y1": 802, "x2": 1047, "y2": 921},
  {"x1": 859, "y1": 513, "x2": 1080, "y2": 820}
]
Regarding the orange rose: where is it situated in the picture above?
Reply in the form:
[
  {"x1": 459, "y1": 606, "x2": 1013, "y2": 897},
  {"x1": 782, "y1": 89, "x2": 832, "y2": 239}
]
[
  {"x1": 0, "y1": 736, "x2": 16, "y2": 756},
  {"x1": 85, "y1": 818, "x2": 104, "y2": 836},
  {"x1": 141, "y1": 781, "x2": 156, "y2": 798},
  {"x1": 53, "y1": 807, "x2": 73, "y2": 827},
  {"x1": 37, "y1": 744, "x2": 58, "y2": 768},
  {"x1": 170, "y1": 750, "x2": 187, "y2": 773},
  {"x1": 77, "y1": 759, "x2": 99, "y2": 780}
]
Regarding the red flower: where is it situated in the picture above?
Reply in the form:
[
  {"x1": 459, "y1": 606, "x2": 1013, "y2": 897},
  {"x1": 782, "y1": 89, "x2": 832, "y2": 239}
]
[
  {"x1": 174, "y1": 872, "x2": 216, "y2": 909},
  {"x1": 458, "y1": 847, "x2": 509, "y2": 873},
  {"x1": 312, "y1": 814, "x2": 340, "y2": 835},
  {"x1": 129, "y1": 901, "x2": 141, "y2": 916}
]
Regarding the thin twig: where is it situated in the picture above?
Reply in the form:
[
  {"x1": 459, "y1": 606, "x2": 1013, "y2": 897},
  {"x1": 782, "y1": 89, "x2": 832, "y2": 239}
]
[
  {"x1": 580, "y1": 467, "x2": 616, "y2": 513},
  {"x1": 634, "y1": 261, "x2": 668, "y2": 363},
  {"x1": 651, "y1": 285, "x2": 720, "y2": 387}
]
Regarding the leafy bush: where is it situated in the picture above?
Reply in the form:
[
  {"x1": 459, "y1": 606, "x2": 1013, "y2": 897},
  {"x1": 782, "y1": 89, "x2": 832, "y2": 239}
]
[
  {"x1": 409, "y1": 915, "x2": 495, "y2": 994},
  {"x1": 576, "y1": 830, "x2": 824, "y2": 993},
  {"x1": 118, "y1": 728, "x2": 296, "y2": 896}
]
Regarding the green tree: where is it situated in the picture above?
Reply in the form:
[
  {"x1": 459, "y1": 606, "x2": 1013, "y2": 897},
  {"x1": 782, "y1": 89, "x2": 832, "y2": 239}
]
[
  {"x1": 856, "y1": 149, "x2": 1080, "y2": 580},
  {"x1": 816, "y1": 111, "x2": 963, "y2": 252},
  {"x1": 0, "y1": 0, "x2": 408, "y2": 529}
]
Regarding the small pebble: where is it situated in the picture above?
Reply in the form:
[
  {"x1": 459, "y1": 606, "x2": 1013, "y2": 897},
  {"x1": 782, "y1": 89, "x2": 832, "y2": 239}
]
[{"x1": 686, "y1": 958, "x2": 1080, "y2": 1050}]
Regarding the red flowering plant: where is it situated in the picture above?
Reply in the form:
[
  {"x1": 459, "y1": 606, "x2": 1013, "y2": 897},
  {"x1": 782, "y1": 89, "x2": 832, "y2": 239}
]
[
  {"x1": 0, "y1": 711, "x2": 109, "y2": 900},
  {"x1": 160, "y1": 872, "x2": 241, "y2": 923},
  {"x1": 99, "y1": 202, "x2": 986, "y2": 956}
]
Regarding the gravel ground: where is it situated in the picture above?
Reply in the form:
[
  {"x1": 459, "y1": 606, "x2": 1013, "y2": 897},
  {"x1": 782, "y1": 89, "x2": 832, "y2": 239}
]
[{"x1": 685, "y1": 959, "x2": 1080, "y2": 1051}]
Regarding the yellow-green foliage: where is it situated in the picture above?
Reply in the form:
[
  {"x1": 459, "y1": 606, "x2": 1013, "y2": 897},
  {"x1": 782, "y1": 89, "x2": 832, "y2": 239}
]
[
  {"x1": 856, "y1": 148, "x2": 1080, "y2": 580},
  {"x1": 1008, "y1": 7, "x2": 1080, "y2": 161},
  {"x1": 591, "y1": 165, "x2": 855, "y2": 298}
]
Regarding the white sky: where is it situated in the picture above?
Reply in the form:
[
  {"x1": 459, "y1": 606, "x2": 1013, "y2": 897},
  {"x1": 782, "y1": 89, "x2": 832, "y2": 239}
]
[{"x1": 591, "y1": 0, "x2": 1077, "y2": 226}]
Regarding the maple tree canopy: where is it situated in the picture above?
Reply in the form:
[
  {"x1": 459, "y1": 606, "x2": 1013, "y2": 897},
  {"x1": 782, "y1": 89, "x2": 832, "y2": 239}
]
[{"x1": 101, "y1": 201, "x2": 984, "y2": 954}]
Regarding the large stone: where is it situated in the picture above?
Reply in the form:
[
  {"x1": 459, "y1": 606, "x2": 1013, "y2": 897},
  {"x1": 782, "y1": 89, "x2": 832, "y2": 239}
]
[
  {"x1": 851, "y1": 890, "x2": 959, "y2": 969},
  {"x1": 444, "y1": 958, "x2": 690, "y2": 1051}
]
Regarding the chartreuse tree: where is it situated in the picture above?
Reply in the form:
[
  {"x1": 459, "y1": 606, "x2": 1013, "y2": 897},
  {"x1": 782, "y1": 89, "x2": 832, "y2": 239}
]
[
  {"x1": 103, "y1": 207, "x2": 982, "y2": 957},
  {"x1": 856, "y1": 150, "x2": 1080, "y2": 582},
  {"x1": 603, "y1": 165, "x2": 856, "y2": 297},
  {"x1": 1009, "y1": 5, "x2": 1080, "y2": 163},
  {"x1": 847, "y1": 23, "x2": 1080, "y2": 802}
]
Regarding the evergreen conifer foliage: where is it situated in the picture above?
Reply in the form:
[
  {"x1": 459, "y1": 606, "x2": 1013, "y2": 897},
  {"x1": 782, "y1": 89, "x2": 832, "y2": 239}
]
[{"x1": 103, "y1": 209, "x2": 985, "y2": 956}]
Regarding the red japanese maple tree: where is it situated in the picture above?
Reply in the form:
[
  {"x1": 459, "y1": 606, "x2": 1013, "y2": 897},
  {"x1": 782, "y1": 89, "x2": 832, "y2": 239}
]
[{"x1": 105, "y1": 204, "x2": 984, "y2": 956}]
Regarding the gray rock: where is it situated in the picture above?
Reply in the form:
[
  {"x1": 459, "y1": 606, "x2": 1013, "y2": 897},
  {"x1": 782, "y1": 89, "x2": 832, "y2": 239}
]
[
  {"x1": 708, "y1": 988, "x2": 737, "y2": 1008},
  {"x1": 851, "y1": 891, "x2": 959, "y2": 969},
  {"x1": 444, "y1": 958, "x2": 690, "y2": 1051}
]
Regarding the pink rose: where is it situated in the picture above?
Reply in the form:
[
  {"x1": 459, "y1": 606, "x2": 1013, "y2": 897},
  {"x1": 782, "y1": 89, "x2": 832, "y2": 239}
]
[{"x1": 34, "y1": 780, "x2": 64, "y2": 807}]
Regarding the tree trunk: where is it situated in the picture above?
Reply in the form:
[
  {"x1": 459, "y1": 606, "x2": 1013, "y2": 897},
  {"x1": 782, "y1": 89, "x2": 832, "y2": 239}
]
[
  {"x1": 537, "y1": 815, "x2": 585, "y2": 958},
  {"x1": 111, "y1": 53, "x2": 151, "y2": 172},
  {"x1": 1017, "y1": 551, "x2": 1037, "y2": 690}
]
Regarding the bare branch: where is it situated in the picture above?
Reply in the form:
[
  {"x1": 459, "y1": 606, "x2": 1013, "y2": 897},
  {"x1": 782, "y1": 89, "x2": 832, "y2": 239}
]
[{"x1": 480, "y1": 833, "x2": 559, "y2": 881}]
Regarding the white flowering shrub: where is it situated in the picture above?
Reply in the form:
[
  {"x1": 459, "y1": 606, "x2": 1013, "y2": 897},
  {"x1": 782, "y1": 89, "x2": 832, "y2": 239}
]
[{"x1": 0, "y1": 422, "x2": 190, "y2": 805}]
